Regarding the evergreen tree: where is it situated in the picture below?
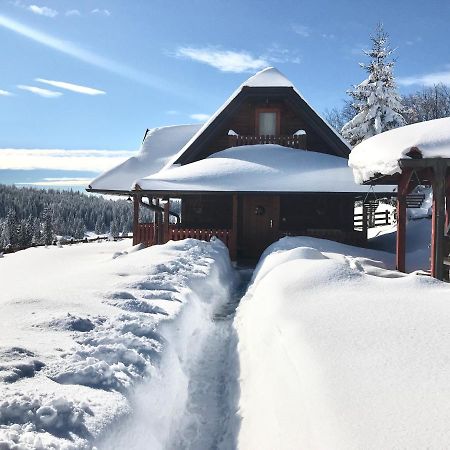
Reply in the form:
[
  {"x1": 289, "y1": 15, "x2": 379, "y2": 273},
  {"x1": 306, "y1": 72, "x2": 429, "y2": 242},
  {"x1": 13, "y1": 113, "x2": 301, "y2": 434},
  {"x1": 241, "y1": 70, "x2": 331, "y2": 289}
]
[
  {"x1": 42, "y1": 206, "x2": 54, "y2": 245},
  {"x1": 342, "y1": 24, "x2": 406, "y2": 146},
  {"x1": 4, "y1": 208, "x2": 19, "y2": 248},
  {"x1": 109, "y1": 219, "x2": 120, "y2": 238}
]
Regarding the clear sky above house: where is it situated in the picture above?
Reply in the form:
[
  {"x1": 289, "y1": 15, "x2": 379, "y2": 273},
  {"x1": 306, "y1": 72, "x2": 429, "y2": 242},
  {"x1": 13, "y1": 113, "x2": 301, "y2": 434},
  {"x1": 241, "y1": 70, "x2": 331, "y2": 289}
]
[{"x1": 1, "y1": 0, "x2": 449, "y2": 187}]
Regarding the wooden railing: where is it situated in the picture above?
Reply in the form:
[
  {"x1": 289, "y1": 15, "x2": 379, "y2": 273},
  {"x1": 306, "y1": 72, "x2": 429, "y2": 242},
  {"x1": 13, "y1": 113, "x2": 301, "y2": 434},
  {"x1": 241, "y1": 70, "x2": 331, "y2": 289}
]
[
  {"x1": 354, "y1": 210, "x2": 391, "y2": 230},
  {"x1": 228, "y1": 134, "x2": 306, "y2": 149},
  {"x1": 169, "y1": 227, "x2": 231, "y2": 247},
  {"x1": 135, "y1": 223, "x2": 155, "y2": 246}
]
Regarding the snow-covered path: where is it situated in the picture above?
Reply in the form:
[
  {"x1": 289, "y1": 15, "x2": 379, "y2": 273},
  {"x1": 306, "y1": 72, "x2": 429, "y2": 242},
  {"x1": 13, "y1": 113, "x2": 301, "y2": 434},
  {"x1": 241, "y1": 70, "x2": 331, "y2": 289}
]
[{"x1": 99, "y1": 268, "x2": 251, "y2": 450}]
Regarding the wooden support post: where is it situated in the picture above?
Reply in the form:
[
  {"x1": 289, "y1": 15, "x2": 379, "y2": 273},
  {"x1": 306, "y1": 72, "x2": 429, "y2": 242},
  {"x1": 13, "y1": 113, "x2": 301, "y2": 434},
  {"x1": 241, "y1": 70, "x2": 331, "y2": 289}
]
[
  {"x1": 362, "y1": 203, "x2": 368, "y2": 238},
  {"x1": 230, "y1": 194, "x2": 238, "y2": 261},
  {"x1": 431, "y1": 163, "x2": 446, "y2": 280},
  {"x1": 446, "y1": 177, "x2": 450, "y2": 233},
  {"x1": 396, "y1": 169, "x2": 413, "y2": 273},
  {"x1": 132, "y1": 194, "x2": 140, "y2": 246},
  {"x1": 163, "y1": 199, "x2": 170, "y2": 244},
  {"x1": 154, "y1": 198, "x2": 161, "y2": 244}
]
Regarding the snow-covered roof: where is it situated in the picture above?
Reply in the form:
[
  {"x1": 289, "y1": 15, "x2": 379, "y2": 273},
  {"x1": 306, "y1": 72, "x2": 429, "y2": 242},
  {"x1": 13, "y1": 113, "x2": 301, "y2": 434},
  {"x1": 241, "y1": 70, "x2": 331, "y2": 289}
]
[
  {"x1": 349, "y1": 117, "x2": 450, "y2": 184},
  {"x1": 88, "y1": 124, "x2": 202, "y2": 192},
  {"x1": 135, "y1": 144, "x2": 391, "y2": 193},
  {"x1": 161, "y1": 67, "x2": 350, "y2": 170}
]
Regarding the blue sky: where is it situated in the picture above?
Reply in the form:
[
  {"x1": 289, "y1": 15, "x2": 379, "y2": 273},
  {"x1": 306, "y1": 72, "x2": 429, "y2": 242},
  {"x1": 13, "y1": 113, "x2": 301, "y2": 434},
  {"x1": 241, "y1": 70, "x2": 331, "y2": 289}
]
[{"x1": 1, "y1": 0, "x2": 449, "y2": 187}]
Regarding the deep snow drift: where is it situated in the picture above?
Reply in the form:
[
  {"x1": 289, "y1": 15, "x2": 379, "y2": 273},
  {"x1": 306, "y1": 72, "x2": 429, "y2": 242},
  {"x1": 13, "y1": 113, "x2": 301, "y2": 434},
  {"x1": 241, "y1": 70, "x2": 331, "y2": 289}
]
[
  {"x1": 234, "y1": 236, "x2": 450, "y2": 450},
  {"x1": 0, "y1": 238, "x2": 235, "y2": 449}
]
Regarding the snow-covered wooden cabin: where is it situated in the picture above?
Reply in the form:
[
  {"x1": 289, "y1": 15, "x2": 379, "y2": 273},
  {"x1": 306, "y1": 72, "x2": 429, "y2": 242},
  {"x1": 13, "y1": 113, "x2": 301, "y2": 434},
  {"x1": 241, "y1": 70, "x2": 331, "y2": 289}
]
[{"x1": 88, "y1": 67, "x2": 390, "y2": 260}]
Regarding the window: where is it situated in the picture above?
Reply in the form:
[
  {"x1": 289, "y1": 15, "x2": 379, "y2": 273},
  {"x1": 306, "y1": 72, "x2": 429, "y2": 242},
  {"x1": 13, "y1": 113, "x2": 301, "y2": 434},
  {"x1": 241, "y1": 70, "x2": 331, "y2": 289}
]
[{"x1": 256, "y1": 108, "x2": 280, "y2": 136}]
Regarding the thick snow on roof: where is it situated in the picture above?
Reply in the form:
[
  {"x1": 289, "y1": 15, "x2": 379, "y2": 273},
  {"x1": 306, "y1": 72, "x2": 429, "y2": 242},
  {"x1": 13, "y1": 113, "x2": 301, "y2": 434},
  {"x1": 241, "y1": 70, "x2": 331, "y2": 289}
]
[
  {"x1": 136, "y1": 144, "x2": 389, "y2": 193},
  {"x1": 243, "y1": 67, "x2": 293, "y2": 87},
  {"x1": 89, "y1": 124, "x2": 201, "y2": 192},
  {"x1": 349, "y1": 117, "x2": 450, "y2": 184}
]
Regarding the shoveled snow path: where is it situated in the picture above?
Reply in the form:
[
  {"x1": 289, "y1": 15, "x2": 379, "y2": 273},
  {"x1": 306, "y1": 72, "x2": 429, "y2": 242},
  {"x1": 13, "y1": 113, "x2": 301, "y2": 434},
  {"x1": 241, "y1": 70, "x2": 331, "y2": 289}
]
[
  {"x1": 168, "y1": 268, "x2": 251, "y2": 450},
  {"x1": 98, "y1": 267, "x2": 250, "y2": 450}
]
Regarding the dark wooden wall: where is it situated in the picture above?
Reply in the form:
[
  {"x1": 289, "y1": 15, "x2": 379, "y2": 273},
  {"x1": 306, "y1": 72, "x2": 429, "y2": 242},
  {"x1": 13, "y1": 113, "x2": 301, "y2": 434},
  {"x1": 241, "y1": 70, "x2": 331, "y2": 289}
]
[
  {"x1": 181, "y1": 195, "x2": 232, "y2": 228},
  {"x1": 279, "y1": 194, "x2": 355, "y2": 232},
  {"x1": 195, "y1": 96, "x2": 339, "y2": 161}
]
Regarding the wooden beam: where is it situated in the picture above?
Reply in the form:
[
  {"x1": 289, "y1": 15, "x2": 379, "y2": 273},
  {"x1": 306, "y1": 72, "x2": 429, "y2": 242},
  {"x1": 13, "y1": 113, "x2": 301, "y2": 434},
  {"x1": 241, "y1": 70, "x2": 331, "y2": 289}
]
[
  {"x1": 163, "y1": 199, "x2": 170, "y2": 244},
  {"x1": 431, "y1": 163, "x2": 446, "y2": 280},
  {"x1": 132, "y1": 194, "x2": 140, "y2": 246},
  {"x1": 230, "y1": 194, "x2": 238, "y2": 261},
  {"x1": 396, "y1": 168, "x2": 413, "y2": 272}
]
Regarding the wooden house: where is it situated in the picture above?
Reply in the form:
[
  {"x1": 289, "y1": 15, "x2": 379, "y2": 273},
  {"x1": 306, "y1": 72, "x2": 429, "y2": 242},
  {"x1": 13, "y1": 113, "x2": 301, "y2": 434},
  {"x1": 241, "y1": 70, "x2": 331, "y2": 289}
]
[{"x1": 88, "y1": 67, "x2": 392, "y2": 260}]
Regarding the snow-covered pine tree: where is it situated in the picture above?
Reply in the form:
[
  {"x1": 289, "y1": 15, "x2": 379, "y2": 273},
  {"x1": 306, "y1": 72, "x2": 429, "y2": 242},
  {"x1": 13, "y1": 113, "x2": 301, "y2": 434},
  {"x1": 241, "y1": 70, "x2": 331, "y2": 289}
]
[
  {"x1": 341, "y1": 24, "x2": 406, "y2": 146},
  {"x1": 42, "y1": 206, "x2": 54, "y2": 246}
]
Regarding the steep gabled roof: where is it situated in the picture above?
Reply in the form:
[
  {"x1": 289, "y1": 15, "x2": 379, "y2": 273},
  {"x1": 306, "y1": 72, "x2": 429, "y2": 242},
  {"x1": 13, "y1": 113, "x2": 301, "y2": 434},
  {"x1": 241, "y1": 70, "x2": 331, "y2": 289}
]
[
  {"x1": 88, "y1": 124, "x2": 201, "y2": 193},
  {"x1": 162, "y1": 67, "x2": 351, "y2": 169}
]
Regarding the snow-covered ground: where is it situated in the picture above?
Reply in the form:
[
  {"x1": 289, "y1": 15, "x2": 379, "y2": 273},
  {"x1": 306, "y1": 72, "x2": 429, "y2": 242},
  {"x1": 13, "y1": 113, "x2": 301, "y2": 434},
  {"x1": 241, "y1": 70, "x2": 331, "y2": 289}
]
[
  {"x1": 0, "y1": 238, "x2": 235, "y2": 449},
  {"x1": 2, "y1": 216, "x2": 449, "y2": 449},
  {"x1": 235, "y1": 235, "x2": 450, "y2": 449}
]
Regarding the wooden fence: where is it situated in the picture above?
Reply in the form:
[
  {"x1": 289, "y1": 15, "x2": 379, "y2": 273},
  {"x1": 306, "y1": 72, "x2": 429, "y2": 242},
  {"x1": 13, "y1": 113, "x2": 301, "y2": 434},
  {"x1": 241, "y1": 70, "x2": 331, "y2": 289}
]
[
  {"x1": 169, "y1": 227, "x2": 231, "y2": 247},
  {"x1": 228, "y1": 134, "x2": 306, "y2": 149},
  {"x1": 135, "y1": 223, "x2": 155, "y2": 246},
  {"x1": 354, "y1": 210, "x2": 391, "y2": 230}
]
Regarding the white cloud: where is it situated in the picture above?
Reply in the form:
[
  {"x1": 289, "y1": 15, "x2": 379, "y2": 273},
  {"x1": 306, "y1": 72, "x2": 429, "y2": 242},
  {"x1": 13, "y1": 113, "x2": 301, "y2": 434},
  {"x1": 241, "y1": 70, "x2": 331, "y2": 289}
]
[
  {"x1": 176, "y1": 47, "x2": 268, "y2": 73},
  {"x1": 65, "y1": 9, "x2": 81, "y2": 17},
  {"x1": 398, "y1": 71, "x2": 450, "y2": 87},
  {"x1": 189, "y1": 113, "x2": 210, "y2": 121},
  {"x1": 36, "y1": 78, "x2": 106, "y2": 95},
  {"x1": 17, "y1": 84, "x2": 62, "y2": 97},
  {"x1": 291, "y1": 24, "x2": 310, "y2": 37},
  {"x1": 0, "y1": 14, "x2": 171, "y2": 93},
  {"x1": 166, "y1": 110, "x2": 180, "y2": 115},
  {"x1": 0, "y1": 149, "x2": 134, "y2": 171},
  {"x1": 0, "y1": 89, "x2": 13, "y2": 96},
  {"x1": 17, "y1": 177, "x2": 92, "y2": 187},
  {"x1": 28, "y1": 5, "x2": 58, "y2": 18},
  {"x1": 91, "y1": 8, "x2": 111, "y2": 16}
]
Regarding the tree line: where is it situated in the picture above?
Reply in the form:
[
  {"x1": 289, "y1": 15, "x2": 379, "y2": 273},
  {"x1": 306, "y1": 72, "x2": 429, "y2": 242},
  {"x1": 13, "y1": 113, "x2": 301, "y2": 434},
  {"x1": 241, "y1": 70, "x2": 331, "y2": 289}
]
[{"x1": 0, "y1": 184, "x2": 133, "y2": 250}]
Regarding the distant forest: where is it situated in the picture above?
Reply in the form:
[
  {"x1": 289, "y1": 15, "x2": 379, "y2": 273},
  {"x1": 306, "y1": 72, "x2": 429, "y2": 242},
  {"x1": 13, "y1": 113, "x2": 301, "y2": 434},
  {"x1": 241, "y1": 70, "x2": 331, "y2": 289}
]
[{"x1": 0, "y1": 184, "x2": 133, "y2": 250}]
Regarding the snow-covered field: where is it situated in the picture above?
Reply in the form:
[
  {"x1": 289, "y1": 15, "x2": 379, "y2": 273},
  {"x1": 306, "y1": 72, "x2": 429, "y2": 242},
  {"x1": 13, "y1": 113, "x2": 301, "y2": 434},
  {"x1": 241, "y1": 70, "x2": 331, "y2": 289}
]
[
  {"x1": 2, "y1": 220, "x2": 450, "y2": 449},
  {"x1": 0, "y1": 239, "x2": 235, "y2": 449}
]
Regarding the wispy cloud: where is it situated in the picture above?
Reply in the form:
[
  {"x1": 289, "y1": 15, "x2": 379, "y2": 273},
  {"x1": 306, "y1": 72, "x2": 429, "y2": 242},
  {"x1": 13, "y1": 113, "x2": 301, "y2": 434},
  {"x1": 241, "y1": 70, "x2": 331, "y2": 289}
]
[
  {"x1": 91, "y1": 8, "x2": 111, "y2": 16},
  {"x1": 0, "y1": 89, "x2": 13, "y2": 96},
  {"x1": 398, "y1": 70, "x2": 450, "y2": 87},
  {"x1": 189, "y1": 113, "x2": 210, "y2": 121},
  {"x1": 175, "y1": 47, "x2": 268, "y2": 73},
  {"x1": 17, "y1": 84, "x2": 62, "y2": 97},
  {"x1": 0, "y1": 14, "x2": 171, "y2": 92},
  {"x1": 166, "y1": 110, "x2": 180, "y2": 115},
  {"x1": 65, "y1": 9, "x2": 81, "y2": 17},
  {"x1": 262, "y1": 44, "x2": 301, "y2": 65},
  {"x1": 36, "y1": 78, "x2": 106, "y2": 95},
  {"x1": 0, "y1": 149, "x2": 134, "y2": 171},
  {"x1": 291, "y1": 24, "x2": 310, "y2": 38},
  {"x1": 28, "y1": 4, "x2": 58, "y2": 18}
]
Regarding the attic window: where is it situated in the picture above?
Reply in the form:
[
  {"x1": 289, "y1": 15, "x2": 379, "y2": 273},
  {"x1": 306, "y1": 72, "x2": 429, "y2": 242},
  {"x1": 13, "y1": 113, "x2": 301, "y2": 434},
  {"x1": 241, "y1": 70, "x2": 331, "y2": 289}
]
[{"x1": 256, "y1": 108, "x2": 280, "y2": 136}]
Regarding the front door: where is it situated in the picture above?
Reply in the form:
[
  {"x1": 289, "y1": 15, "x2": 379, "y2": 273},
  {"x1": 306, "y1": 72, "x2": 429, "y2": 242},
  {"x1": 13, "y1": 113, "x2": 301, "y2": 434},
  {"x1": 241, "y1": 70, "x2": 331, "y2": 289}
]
[{"x1": 241, "y1": 195, "x2": 280, "y2": 259}]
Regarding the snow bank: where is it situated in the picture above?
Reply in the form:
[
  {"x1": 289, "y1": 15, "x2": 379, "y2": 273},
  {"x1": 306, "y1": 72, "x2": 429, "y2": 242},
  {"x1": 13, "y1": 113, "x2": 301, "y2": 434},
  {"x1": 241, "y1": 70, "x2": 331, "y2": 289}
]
[
  {"x1": 0, "y1": 238, "x2": 234, "y2": 449},
  {"x1": 235, "y1": 236, "x2": 450, "y2": 450},
  {"x1": 137, "y1": 145, "x2": 391, "y2": 193},
  {"x1": 349, "y1": 117, "x2": 450, "y2": 183}
]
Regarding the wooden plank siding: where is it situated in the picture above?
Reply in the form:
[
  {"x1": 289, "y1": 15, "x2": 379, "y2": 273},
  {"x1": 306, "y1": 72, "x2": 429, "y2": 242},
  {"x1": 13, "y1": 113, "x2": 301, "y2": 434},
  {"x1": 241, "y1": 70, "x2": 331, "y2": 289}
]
[{"x1": 193, "y1": 96, "x2": 341, "y2": 162}]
